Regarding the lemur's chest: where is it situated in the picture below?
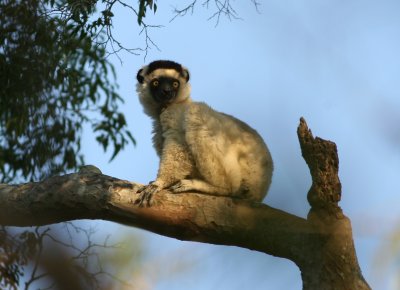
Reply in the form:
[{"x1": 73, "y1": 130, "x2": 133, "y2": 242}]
[{"x1": 159, "y1": 104, "x2": 187, "y2": 132}]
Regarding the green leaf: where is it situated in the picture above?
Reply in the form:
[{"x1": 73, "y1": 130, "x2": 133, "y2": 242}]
[
  {"x1": 138, "y1": 0, "x2": 146, "y2": 25},
  {"x1": 109, "y1": 144, "x2": 121, "y2": 161}
]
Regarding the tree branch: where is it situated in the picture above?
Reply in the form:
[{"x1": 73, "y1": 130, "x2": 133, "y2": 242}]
[
  {"x1": 0, "y1": 118, "x2": 371, "y2": 289},
  {"x1": 0, "y1": 166, "x2": 312, "y2": 262}
]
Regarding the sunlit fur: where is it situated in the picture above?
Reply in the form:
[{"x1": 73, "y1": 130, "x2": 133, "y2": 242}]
[{"x1": 136, "y1": 60, "x2": 273, "y2": 202}]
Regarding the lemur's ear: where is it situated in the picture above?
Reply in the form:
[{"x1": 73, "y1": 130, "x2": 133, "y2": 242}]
[
  {"x1": 137, "y1": 68, "x2": 144, "y2": 83},
  {"x1": 181, "y1": 67, "x2": 190, "y2": 82}
]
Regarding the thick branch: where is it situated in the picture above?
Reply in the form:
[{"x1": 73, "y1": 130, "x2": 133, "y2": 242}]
[{"x1": 0, "y1": 167, "x2": 313, "y2": 263}]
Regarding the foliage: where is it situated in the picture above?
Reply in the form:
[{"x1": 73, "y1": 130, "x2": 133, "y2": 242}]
[
  {"x1": 138, "y1": 0, "x2": 158, "y2": 25},
  {"x1": 0, "y1": 0, "x2": 137, "y2": 182}
]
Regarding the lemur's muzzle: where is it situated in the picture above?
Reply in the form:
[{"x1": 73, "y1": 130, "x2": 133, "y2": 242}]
[{"x1": 159, "y1": 84, "x2": 176, "y2": 102}]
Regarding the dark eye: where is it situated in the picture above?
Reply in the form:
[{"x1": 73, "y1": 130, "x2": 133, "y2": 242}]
[
  {"x1": 172, "y1": 81, "x2": 179, "y2": 88},
  {"x1": 152, "y1": 79, "x2": 159, "y2": 87}
]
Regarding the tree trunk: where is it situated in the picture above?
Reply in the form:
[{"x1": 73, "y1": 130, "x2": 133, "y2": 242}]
[{"x1": 0, "y1": 118, "x2": 371, "y2": 290}]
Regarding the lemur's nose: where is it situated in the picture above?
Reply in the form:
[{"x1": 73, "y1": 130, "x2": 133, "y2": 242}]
[{"x1": 162, "y1": 84, "x2": 173, "y2": 94}]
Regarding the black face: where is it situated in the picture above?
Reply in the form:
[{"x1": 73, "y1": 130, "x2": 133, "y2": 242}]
[{"x1": 149, "y1": 77, "x2": 180, "y2": 104}]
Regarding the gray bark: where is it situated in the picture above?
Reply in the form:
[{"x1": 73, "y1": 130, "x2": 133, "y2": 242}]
[{"x1": 0, "y1": 118, "x2": 371, "y2": 290}]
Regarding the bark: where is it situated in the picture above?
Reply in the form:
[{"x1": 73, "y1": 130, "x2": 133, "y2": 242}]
[
  {"x1": 296, "y1": 118, "x2": 370, "y2": 290},
  {"x1": 0, "y1": 118, "x2": 371, "y2": 290}
]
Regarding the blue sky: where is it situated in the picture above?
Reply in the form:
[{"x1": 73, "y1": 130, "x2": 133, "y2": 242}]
[{"x1": 82, "y1": 1, "x2": 400, "y2": 289}]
